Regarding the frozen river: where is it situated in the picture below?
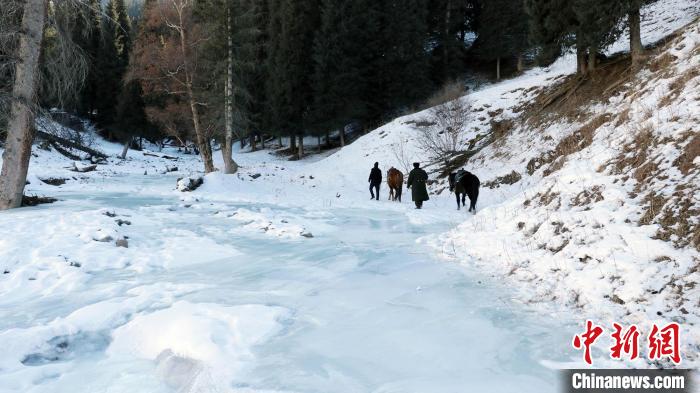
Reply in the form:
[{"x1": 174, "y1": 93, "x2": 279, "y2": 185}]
[{"x1": 0, "y1": 174, "x2": 577, "y2": 393}]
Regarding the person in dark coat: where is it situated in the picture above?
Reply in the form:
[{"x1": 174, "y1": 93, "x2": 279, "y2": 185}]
[
  {"x1": 368, "y1": 162, "x2": 382, "y2": 200},
  {"x1": 406, "y1": 162, "x2": 429, "y2": 209}
]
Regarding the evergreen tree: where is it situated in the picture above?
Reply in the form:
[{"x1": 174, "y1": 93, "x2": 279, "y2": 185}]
[
  {"x1": 265, "y1": 0, "x2": 320, "y2": 156},
  {"x1": 80, "y1": 0, "x2": 103, "y2": 117},
  {"x1": 427, "y1": 0, "x2": 475, "y2": 83},
  {"x1": 474, "y1": 0, "x2": 530, "y2": 80},
  {"x1": 96, "y1": 0, "x2": 131, "y2": 128},
  {"x1": 572, "y1": 0, "x2": 623, "y2": 71},
  {"x1": 526, "y1": 0, "x2": 575, "y2": 67},
  {"x1": 114, "y1": 80, "x2": 149, "y2": 157},
  {"x1": 310, "y1": 0, "x2": 380, "y2": 136},
  {"x1": 378, "y1": 0, "x2": 431, "y2": 117}
]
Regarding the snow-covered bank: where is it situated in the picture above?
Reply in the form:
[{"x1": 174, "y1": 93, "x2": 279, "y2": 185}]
[{"x1": 434, "y1": 13, "x2": 700, "y2": 366}]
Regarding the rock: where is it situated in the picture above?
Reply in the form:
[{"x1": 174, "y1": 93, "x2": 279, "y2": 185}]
[
  {"x1": 115, "y1": 219, "x2": 131, "y2": 226},
  {"x1": 165, "y1": 166, "x2": 178, "y2": 173},
  {"x1": 71, "y1": 163, "x2": 97, "y2": 173},
  {"x1": 40, "y1": 177, "x2": 67, "y2": 186},
  {"x1": 249, "y1": 173, "x2": 262, "y2": 179},
  {"x1": 94, "y1": 235, "x2": 114, "y2": 243},
  {"x1": 21, "y1": 195, "x2": 57, "y2": 206},
  {"x1": 176, "y1": 176, "x2": 204, "y2": 192},
  {"x1": 300, "y1": 231, "x2": 314, "y2": 238},
  {"x1": 103, "y1": 211, "x2": 117, "y2": 218},
  {"x1": 116, "y1": 238, "x2": 129, "y2": 248}
]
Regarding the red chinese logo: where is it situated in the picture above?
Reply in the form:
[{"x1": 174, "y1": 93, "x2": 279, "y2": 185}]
[
  {"x1": 648, "y1": 322, "x2": 680, "y2": 364},
  {"x1": 610, "y1": 323, "x2": 639, "y2": 360},
  {"x1": 572, "y1": 320, "x2": 604, "y2": 365},
  {"x1": 572, "y1": 321, "x2": 681, "y2": 365}
]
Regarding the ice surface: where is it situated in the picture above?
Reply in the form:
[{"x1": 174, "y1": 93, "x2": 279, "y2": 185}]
[{"x1": 0, "y1": 175, "x2": 577, "y2": 392}]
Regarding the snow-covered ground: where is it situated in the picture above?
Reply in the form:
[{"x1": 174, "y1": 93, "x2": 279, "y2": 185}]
[
  {"x1": 0, "y1": 0, "x2": 699, "y2": 391},
  {"x1": 1, "y1": 143, "x2": 581, "y2": 392}
]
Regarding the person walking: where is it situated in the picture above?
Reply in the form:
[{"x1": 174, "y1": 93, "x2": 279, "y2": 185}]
[
  {"x1": 368, "y1": 162, "x2": 382, "y2": 200},
  {"x1": 406, "y1": 162, "x2": 429, "y2": 209}
]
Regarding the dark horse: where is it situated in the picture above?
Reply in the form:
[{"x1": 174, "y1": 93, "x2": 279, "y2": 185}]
[
  {"x1": 448, "y1": 170, "x2": 480, "y2": 212},
  {"x1": 387, "y1": 167, "x2": 403, "y2": 202}
]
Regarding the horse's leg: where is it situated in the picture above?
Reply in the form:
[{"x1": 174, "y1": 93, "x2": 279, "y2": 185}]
[{"x1": 455, "y1": 192, "x2": 460, "y2": 210}]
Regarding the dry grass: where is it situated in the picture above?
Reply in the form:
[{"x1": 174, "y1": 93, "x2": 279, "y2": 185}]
[
  {"x1": 673, "y1": 133, "x2": 699, "y2": 175},
  {"x1": 648, "y1": 52, "x2": 677, "y2": 73},
  {"x1": 527, "y1": 114, "x2": 610, "y2": 176},
  {"x1": 490, "y1": 118, "x2": 515, "y2": 144},
  {"x1": 571, "y1": 185, "x2": 605, "y2": 207},
  {"x1": 659, "y1": 67, "x2": 700, "y2": 107},
  {"x1": 611, "y1": 125, "x2": 656, "y2": 175},
  {"x1": 655, "y1": 196, "x2": 699, "y2": 250},
  {"x1": 482, "y1": 170, "x2": 522, "y2": 189},
  {"x1": 639, "y1": 192, "x2": 668, "y2": 226}
]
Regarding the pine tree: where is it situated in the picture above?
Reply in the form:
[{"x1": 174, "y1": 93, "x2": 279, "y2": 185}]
[
  {"x1": 378, "y1": 0, "x2": 431, "y2": 116},
  {"x1": 572, "y1": 0, "x2": 623, "y2": 71},
  {"x1": 310, "y1": 0, "x2": 379, "y2": 136},
  {"x1": 427, "y1": 0, "x2": 474, "y2": 83},
  {"x1": 265, "y1": 0, "x2": 320, "y2": 157},
  {"x1": 622, "y1": 0, "x2": 656, "y2": 64},
  {"x1": 474, "y1": 0, "x2": 530, "y2": 80},
  {"x1": 526, "y1": 0, "x2": 576, "y2": 68},
  {"x1": 79, "y1": 0, "x2": 103, "y2": 117},
  {"x1": 114, "y1": 80, "x2": 149, "y2": 158},
  {"x1": 96, "y1": 0, "x2": 131, "y2": 128}
]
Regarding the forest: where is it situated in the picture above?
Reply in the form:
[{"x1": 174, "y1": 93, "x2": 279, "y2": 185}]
[{"x1": 0, "y1": 0, "x2": 653, "y2": 210}]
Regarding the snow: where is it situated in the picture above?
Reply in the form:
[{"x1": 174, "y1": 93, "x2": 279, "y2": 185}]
[{"x1": 0, "y1": 0, "x2": 698, "y2": 391}]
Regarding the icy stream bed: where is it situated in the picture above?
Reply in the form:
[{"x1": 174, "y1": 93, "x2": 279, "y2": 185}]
[{"x1": 0, "y1": 174, "x2": 578, "y2": 392}]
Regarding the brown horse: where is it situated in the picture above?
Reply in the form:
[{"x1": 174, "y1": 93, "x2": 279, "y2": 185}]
[{"x1": 387, "y1": 167, "x2": 404, "y2": 202}]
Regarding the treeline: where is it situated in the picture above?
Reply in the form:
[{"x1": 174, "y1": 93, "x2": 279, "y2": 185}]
[{"x1": 42, "y1": 0, "x2": 653, "y2": 173}]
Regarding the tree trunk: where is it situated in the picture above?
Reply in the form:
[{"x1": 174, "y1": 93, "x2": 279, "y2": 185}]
[
  {"x1": 629, "y1": 6, "x2": 643, "y2": 64},
  {"x1": 339, "y1": 127, "x2": 345, "y2": 147},
  {"x1": 176, "y1": 6, "x2": 214, "y2": 173},
  {"x1": 290, "y1": 134, "x2": 296, "y2": 151},
  {"x1": 0, "y1": 0, "x2": 47, "y2": 210},
  {"x1": 576, "y1": 32, "x2": 587, "y2": 75},
  {"x1": 278, "y1": 135, "x2": 282, "y2": 147},
  {"x1": 516, "y1": 54, "x2": 524, "y2": 73},
  {"x1": 443, "y1": 0, "x2": 451, "y2": 77},
  {"x1": 588, "y1": 45, "x2": 597, "y2": 72},
  {"x1": 261, "y1": 134, "x2": 265, "y2": 149},
  {"x1": 222, "y1": 7, "x2": 238, "y2": 174},
  {"x1": 317, "y1": 135, "x2": 321, "y2": 153},
  {"x1": 325, "y1": 131, "x2": 330, "y2": 148},
  {"x1": 251, "y1": 133, "x2": 257, "y2": 151},
  {"x1": 496, "y1": 57, "x2": 501, "y2": 81},
  {"x1": 120, "y1": 137, "x2": 132, "y2": 159},
  {"x1": 297, "y1": 135, "x2": 304, "y2": 158}
]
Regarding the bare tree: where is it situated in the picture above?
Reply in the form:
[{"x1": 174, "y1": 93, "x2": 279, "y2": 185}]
[
  {"x1": 390, "y1": 132, "x2": 413, "y2": 174},
  {"x1": 129, "y1": 0, "x2": 215, "y2": 173},
  {"x1": 415, "y1": 82, "x2": 471, "y2": 162}
]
